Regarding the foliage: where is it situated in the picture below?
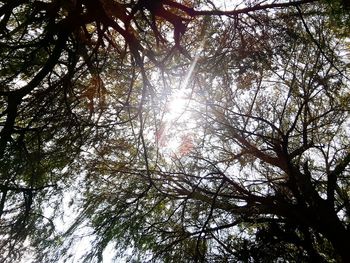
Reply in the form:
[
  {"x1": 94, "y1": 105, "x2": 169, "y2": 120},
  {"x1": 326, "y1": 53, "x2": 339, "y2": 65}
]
[
  {"x1": 322, "y1": 0, "x2": 350, "y2": 36},
  {"x1": 1, "y1": 0, "x2": 350, "y2": 262}
]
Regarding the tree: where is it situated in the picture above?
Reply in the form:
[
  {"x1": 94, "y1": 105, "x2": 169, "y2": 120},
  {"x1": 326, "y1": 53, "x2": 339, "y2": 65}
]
[{"x1": 0, "y1": 0, "x2": 349, "y2": 262}]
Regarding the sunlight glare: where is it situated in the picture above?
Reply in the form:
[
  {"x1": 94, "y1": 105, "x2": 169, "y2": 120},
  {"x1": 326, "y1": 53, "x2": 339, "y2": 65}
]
[
  {"x1": 166, "y1": 89, "x2": 191, "y2": 121},
  {"x1": 157, "y1": 87, "x2": 196, "y2": 157},
  {"x1": 156, "y1": 38, "x2": 205, "y2": 157}
]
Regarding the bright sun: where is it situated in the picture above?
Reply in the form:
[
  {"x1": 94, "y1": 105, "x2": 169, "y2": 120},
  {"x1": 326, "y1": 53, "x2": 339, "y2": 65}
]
[
  {"x1": 166, "y1": 89, "x2": 190, "y2": 121},
  {"x1": 156, "y1": 43, "x2": 203, "y2": 157},
  {"x1": 156, "y1": 88, "x2": 196, "y2": 157}
]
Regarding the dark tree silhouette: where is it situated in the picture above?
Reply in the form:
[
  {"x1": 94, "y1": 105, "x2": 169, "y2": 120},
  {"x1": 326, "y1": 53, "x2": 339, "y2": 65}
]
[{"x1": 0, "y1": 0, "x2": 349, "y2": 262}]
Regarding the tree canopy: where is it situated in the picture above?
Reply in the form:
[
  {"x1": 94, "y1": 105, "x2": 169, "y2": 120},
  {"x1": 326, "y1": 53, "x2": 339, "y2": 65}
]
[{"x1": 1, "y1": 0, "x2": 350, "y2": 262}]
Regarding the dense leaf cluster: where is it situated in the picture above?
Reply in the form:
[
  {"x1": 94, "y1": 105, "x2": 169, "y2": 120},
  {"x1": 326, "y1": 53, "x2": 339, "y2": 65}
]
[{"x1": 1, "y1": 0, "x2": 350, "y2": 262}]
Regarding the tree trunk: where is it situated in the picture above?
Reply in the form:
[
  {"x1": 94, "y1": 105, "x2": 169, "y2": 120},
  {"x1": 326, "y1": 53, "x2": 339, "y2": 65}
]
[
  {"x1": 316, "y1": 205, "x2": 350, "y2": 263},
  {"x1": 326, "y1": 227, "x2": 350, "y2": 263}
]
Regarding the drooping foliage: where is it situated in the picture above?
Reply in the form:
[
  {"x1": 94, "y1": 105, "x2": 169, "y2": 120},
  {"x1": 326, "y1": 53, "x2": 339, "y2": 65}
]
[{"x1": 1, "y1": 0, "x2": 350, "y2": 262}]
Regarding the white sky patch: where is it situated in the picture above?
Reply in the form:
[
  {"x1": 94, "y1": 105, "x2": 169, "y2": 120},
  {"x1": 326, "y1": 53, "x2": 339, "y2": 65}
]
[
  {"x1": 160, "y1": 88, "x2": 195, "y2": 154},
  {"x1": 156, "y1": 38, "x2": 205, "y2": 156}
]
